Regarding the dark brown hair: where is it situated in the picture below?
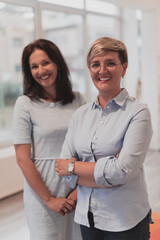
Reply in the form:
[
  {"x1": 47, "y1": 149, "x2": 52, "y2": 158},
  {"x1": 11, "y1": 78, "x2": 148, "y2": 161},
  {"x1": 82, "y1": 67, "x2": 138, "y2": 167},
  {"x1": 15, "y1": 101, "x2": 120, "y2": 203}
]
[{"x1": 22, "y1": 39, "x2": 75, "y2": 105}]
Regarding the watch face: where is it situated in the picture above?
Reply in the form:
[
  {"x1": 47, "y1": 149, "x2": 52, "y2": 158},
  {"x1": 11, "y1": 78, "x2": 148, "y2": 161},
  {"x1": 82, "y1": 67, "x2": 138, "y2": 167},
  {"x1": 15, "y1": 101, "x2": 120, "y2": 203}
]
[{"x1": 68, "y1": 164, "x2": 73, "y2": 172}]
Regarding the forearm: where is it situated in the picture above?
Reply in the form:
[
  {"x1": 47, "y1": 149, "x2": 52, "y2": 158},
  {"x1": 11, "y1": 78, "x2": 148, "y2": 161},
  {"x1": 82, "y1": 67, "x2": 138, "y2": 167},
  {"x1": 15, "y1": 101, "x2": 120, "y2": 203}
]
[
  {"x1": 18, "y1": 159, "x2": 52, "y2": 204},
  {"x1": 67, "y1": 188, "x2": 77, "y2": 203},
  {"x1": 18, "y1": 156, "x2": 76, "y2": 215},
  {"x1": 55, "y1": 159, "x2": 118, "y2": 188},
  {"x1": 74, "y1": 162, "x2": 111, "y2": 187},
  {"x1": 77, "y1": 175, "x2": 114, "y2": 188},
  {"x1": 74, "y1": 161, "x2": 95, "y2": 178},
  {"x1": 77, "y1": 175, "x2": 99, "y2": 188},
  {"x1": 56, "y1": 158, "x2": 95, "y2": 179}
]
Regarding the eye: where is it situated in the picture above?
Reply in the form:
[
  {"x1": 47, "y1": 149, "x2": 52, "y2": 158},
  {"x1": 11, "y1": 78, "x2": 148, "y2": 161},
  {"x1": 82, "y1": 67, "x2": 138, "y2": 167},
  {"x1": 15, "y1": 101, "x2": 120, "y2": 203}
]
[
  {"x1": 90, "y1": 62, "x2": 100, "y2": 69},
  {"x1": 43, "y1": 60, "x2": 50, "y2": 66},
  {"x1": 31, "y1": 65, "x2": 38, "y2": 69},
  {"x1": 106, "y1": 61, "x2": 116, "y2": 67}
]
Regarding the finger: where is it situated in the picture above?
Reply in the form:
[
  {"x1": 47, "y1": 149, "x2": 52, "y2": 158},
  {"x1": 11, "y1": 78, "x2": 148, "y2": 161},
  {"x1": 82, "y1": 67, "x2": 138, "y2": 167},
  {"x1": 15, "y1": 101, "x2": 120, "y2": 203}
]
[
  {"x1": 60, "y1": 210, "x2": 65, "y2": 216},
  {"x1": 66, "y1": 199, "x2": 76, "y2": 208},
  {"x1": 63, "y1": 207, "x2": 73, "y2": 214},
  {"x1": 65, "y1": 203, "x2": 75, "y2": 212},
  {"x1": 63, "y1": 208, "x2": 70, "y2": 214}
]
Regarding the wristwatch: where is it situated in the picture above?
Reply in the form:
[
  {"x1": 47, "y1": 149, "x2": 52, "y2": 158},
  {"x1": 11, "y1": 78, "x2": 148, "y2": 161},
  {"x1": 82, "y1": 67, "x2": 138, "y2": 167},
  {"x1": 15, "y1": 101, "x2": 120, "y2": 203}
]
[{"x1": 68, "y1": 160, "x2": 76, "y2": 175}]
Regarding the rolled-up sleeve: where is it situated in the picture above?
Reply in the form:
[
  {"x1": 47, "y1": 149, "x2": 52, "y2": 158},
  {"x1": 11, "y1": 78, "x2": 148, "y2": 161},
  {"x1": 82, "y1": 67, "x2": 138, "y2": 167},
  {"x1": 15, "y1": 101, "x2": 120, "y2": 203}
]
[{"x1": 94, "y1": 106, "x2": 153, "y2": 186}]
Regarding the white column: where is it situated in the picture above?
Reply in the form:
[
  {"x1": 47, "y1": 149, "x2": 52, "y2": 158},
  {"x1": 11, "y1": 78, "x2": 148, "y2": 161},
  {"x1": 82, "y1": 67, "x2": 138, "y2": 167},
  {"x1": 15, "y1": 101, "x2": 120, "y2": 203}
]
[
  {"x1": 121, "y1": 8, "x2": 139, "y2": 98},
  {"x1": 141, "y1": 10, "x2": 159, "y2": 149}
]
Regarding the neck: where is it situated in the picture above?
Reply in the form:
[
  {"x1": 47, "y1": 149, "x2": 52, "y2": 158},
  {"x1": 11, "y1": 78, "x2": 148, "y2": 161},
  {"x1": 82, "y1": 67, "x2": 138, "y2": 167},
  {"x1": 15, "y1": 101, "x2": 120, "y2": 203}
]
[
  {"x1": 98, "y1": 89, "x2": 121, "y2": 109},
  {"x1": 43, "y1": 88, "x2": 56, "y2": 102}
]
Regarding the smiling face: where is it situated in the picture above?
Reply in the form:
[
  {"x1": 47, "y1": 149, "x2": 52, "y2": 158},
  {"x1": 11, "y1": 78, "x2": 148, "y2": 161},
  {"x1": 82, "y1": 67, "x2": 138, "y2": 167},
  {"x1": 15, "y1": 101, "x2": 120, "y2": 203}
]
[
  {"x1": 29, "y1": 49, "x2": 58, "y2": 98},
  {"x1": 89, "y1": 51, "x2": 127, "y2": 102}
]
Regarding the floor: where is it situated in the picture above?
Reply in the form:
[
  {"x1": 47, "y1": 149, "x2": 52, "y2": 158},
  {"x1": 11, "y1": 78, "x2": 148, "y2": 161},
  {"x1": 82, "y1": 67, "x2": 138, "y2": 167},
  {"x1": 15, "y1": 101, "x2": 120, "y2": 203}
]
[
  {"x1": 0, "y1": 150, "x2": 160, "y2": 240},
  {"x1": 144, "y1": 150, "x2": 160, "y2": 213},
  {"x1": 0, "y1": 192, "x2": 29, "y2": 240}
]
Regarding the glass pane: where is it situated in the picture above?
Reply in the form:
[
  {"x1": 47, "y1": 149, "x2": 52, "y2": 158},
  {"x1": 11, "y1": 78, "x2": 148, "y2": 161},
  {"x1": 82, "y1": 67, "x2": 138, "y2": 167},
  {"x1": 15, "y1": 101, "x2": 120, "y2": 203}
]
[
  {"x1": 0, "y1": 3, "x2": 35, "y2": 147},
  {"x1": 39, "y1": 0, "x2": 84, "y2": 9},
  {"x1": 86, "y1": 0, "x2": 120, "y2": 16},
  {"x1": 86, "y1": 14, "x2": 121, "y2": 98},
  {"x1": 42, "y1": 10, "x2": 85, "y2": 94}
]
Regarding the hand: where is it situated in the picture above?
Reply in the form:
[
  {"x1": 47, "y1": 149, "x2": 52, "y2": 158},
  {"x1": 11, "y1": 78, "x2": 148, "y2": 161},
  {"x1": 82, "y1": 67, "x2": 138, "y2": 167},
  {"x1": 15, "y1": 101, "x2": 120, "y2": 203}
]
[
  {"x1": 55, "y1": 158, "x2": 76, "y2": 176},
  {"x1": 46, "y1": 197, "x2": 76, "y2": 216},
  {"x1": 67, "y1": 189, "x2": 77, "y2": 205}
]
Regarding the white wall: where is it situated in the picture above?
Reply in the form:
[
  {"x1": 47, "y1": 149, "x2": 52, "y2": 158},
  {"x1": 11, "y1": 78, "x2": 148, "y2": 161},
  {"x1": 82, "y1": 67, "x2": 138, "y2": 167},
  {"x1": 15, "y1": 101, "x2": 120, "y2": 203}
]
[
  {"x1": 0, "y1": 147, "x2": 24, "y2": 199},
  {"x1": 106, "y1": 0, "x2": 160, "y2": 150},
  {"x1": 141, "y1": 11, "x2": 159, "y2": 149}
]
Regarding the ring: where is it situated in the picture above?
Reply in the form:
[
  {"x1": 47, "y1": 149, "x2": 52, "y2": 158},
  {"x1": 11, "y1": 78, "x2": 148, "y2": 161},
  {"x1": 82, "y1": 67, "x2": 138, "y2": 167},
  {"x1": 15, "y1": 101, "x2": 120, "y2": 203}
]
[{"x1": 64, "y1": 209, "x2": 67, "y2": 212}]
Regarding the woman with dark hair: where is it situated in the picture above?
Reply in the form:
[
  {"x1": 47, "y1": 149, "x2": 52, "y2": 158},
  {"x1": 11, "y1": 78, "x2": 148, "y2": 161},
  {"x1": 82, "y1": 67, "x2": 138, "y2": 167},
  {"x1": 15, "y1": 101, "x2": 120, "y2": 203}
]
[
  {"x1": 13, "y1": 39, "x2": 85, "y2": 240},
  {"x1": 22, "y1": 39, "x2": 75, "y2": 104}
]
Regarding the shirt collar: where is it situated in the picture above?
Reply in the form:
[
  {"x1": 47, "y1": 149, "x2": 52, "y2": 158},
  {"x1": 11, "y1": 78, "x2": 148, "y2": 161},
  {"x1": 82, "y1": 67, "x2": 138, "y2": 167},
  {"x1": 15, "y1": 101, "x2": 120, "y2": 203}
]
[{"x1": 91, "y1": 88, "x2": 130, "y2": 110}]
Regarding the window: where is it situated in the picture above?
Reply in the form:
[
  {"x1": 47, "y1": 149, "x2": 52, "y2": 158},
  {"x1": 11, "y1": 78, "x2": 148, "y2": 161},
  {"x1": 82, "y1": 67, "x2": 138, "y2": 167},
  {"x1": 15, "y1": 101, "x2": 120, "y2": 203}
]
[
  {"x1": 13, "y1": 38, "x2": 23, "y2": 47},
  {"x1": 15, "y1": 65, "x2": 22, "y2": 72},
  {"x1": 0, "y1": 3, "x2": 35, "y2": 147},
  {"x1": 86, "y1": 0, "x2": 120, "y2": 16},
  {"x1": 39, "y1": 0, "x2": 84, "y2": 9},
  {"x1": 86, "y1": 14, "x2": 121, "y2": 98},
  {"x1": 42, "y1": 10, "x2": 85, "y2": 93},
  {"x1": 0, "y1": 0, "x2": 121, "y2": 147}
]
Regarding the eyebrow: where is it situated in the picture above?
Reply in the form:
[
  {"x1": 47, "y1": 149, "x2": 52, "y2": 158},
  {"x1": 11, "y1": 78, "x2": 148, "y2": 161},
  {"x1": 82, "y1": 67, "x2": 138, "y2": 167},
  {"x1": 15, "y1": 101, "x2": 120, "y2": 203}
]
[
  {"x1": 30, "y1": 63, "x2": 37, "y2": 67},
  {"x1": 91, "y1": 58, "x2": 117, "y2": 63}
]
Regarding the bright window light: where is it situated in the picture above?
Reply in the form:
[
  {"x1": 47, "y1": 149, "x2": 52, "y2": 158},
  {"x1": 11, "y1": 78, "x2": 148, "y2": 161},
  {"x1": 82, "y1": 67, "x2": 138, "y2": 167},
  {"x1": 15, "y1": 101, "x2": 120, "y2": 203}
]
[
  {"x1": 136, "y1": 9, "x2": 142, "y2": 20},
  {"x1": 86, "y1": 0, "x2": 119, "y2": 16},
  {"x1": 39, "y1": 0, "x2": 84, "y2": 9},
  {"x1": 23, "y1": 12, "x2": 34, "y2": 19},
  {"x1": 0, "y1": 2, "x2": 6, "y2": 10}
]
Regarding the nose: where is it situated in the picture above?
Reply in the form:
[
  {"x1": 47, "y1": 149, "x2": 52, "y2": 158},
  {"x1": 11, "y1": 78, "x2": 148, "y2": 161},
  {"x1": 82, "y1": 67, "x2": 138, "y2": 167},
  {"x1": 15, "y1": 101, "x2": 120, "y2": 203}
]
[
  {"x1": 99, "y1": 64, "x2": 108, "y2": 73},
  {"x1": 37, "y1": 65, "x2": 45, "y2": 75}
]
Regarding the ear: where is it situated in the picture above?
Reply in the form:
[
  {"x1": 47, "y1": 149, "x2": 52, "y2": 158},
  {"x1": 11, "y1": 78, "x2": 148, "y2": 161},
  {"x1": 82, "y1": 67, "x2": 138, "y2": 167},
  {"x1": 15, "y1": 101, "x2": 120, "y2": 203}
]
[{"x1": 122, "y1": 62, "x2": 128, "y2": 77}]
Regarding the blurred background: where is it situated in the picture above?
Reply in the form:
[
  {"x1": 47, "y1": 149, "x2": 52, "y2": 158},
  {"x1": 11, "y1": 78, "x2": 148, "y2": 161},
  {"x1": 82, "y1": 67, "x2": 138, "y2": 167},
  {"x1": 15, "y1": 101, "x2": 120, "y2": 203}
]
[{"x1": 0, "y1": 0, "x2": 160, "y2": 238}]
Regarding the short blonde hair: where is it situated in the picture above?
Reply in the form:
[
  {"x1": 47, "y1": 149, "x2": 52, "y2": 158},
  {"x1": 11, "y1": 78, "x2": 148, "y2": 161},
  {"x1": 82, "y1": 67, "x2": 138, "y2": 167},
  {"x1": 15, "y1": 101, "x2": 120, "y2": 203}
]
[{"x1": 87, "y1": 37, "x2": 128, "y2": 66}]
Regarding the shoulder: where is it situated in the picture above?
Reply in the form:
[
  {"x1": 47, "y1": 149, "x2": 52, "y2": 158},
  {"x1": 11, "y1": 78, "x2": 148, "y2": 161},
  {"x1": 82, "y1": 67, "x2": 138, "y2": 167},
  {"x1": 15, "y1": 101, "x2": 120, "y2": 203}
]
[
  {"x1": 126, "y1": 97, "x2": 151, "y2": 120},
  {"x1": 72, "y1": 101, "x2": 92, "y2": 118},
  {"x1": 15, "y1": 95, "x2": 31, "y2": 105},
  {"x1": 14, "y1": 95, "x2": 34, "y2": 113},
  {"x1": 127, "y1": 97, "x2": 150, "y2": 111},
  {"x1": 67, "y1": 102, "x2": 92, "y2": 128}
]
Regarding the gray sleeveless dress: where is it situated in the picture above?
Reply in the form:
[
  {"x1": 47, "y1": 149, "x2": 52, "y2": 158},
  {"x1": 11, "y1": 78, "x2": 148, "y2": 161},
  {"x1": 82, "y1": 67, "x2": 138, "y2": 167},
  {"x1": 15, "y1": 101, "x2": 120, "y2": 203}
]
[{"x1": 13, "y1": 92, "x2": 85, "y2": 240}]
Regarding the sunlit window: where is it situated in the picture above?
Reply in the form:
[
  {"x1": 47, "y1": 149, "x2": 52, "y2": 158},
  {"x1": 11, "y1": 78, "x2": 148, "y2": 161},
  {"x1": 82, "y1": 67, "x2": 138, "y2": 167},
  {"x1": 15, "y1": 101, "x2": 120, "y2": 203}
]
[
  {"x1": 42, "y1": 10, "x2": 85, "y2": 93},
  {"x1": 86, "y1": 0, "x2": 120, "y2": 16},
  {"x1": 0, "y1": 0, "x2": 121, "y2": 147},
  {"x1": 39, "y1": 0, "x2": 84, "y2": 9},
  {"x1": 86, "y1": 14, "x2": 121, "y2": 98},
  {"x1": 0, "y1": 3, "x2": 35, "y2": 147}
]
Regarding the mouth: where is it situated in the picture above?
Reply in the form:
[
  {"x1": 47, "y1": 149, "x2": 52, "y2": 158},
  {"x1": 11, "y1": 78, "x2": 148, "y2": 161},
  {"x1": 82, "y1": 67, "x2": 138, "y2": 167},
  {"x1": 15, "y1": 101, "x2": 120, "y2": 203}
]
[
  {"x1": 98, "y1": 77, "x2": 111, "y2": 81},
  {"x1": 40, "y1": 74, "x2": 50, "y2": 80}
]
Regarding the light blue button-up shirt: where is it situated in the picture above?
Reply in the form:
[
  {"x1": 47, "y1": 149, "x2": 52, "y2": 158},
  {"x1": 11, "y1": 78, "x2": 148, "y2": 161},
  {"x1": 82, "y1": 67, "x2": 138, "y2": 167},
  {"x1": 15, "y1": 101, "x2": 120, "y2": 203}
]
[{"x1": 60, "y1": 88, "x2": 153, "y2": 231}]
